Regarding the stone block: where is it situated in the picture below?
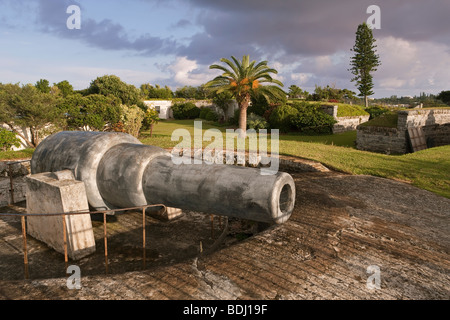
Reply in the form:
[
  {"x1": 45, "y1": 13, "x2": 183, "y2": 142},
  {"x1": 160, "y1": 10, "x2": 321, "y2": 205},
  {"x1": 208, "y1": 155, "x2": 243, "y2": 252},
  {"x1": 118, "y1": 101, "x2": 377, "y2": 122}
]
[
  {"x1": 26, "y1": 170, "x2": 96, "y2": 260},
  {"x1": 147, "y1": 206, "x2": 183, "y2": 221}
]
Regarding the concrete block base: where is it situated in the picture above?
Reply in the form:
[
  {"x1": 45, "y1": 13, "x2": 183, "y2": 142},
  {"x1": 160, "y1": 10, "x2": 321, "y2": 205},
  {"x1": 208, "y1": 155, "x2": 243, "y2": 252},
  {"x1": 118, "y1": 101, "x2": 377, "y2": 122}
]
[
  {"x1": 26, "y1": 170, "x2": 96, "y2": 260},
  {"x1": 147, "y1": 206, "x2": 183, "y2": 221}
]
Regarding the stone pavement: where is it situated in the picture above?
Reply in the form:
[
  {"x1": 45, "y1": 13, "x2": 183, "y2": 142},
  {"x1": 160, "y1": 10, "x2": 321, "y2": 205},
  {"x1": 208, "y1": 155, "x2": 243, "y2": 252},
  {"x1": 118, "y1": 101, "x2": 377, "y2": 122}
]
[{"x1": 0, "y1": 164, "x2": 449, "y2": 300}]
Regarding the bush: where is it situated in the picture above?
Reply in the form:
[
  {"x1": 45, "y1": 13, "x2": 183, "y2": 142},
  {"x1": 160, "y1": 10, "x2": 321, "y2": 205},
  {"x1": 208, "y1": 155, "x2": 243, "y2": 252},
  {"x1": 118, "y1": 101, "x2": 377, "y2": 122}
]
[
  {"x1": 205, "y1": 110, "x2": 219, "y2": 121},
  {"x1": 290, "y1": 102, "x2": 337, "y2": 134},
  {"x1": 247, "y1": 113, "x2": 269, "y2": 130},
  {"x1": 0, "y1": 128, "x2": 21, "y2": 151},
  {"x1": 365, "y1": 106, "x2": 390, "y2": 119},
  {"x1": 185, "y1": 106, "x2": 201, "y2": 119},
  {"x1": 172, "y1": 102, "x2": 200, "y2": 119},
  {"x1": 199, "y1": 107, "x2": 212, "y2": 119},
  {"x1": 268, "y1": 104, "x2": 299, "y2": 133},
  {"x1": 229, "y1": 108, "x2": 241, "y2": 126}
]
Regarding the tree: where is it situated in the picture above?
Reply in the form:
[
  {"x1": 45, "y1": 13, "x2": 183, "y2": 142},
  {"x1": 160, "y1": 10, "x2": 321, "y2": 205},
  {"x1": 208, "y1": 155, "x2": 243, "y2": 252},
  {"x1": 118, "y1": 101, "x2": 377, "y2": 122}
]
[
  {"x1": 212, "y1": 91, "x2": 233, "y2": 121},
  {"x1": 0, "y1": 84, "x2": 62, "y2": 147},
  {"x1": 54, "y1": 80, "x2": 74, "y2": 97},
  {"x1": 206, "y1": 55, "x2": 285, "y2": 135},
  {"x1": 59, "y1": 93, "x2": 122, "y2": 131},
  {"x1": 349, "y1": 23, "x2": 381, "y2": 108},
  {"x1": 140, "y1": 84, "x2": 173, "y2": 99},
  {"x1": 142, "y1": 108, "x2": 160, "y2": 137},
  {"x1": 288, "y1": 85, "x2": 308, "y2": 99},
  {"x1": 35, "y1": 79, "x2": 51, "y2": 93},
  {"x1": 437, "y1": 90, "x2": 450, "y2": 105},
  {"x1": 88, "y1": 75, "x2": 141, "y2": 106}
]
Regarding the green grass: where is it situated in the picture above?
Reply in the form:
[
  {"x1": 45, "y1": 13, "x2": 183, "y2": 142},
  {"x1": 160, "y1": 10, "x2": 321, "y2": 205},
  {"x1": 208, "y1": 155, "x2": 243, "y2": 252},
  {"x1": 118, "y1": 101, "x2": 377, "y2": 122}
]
[
  {"x1": 0, "y1": 148, "x2": 35, "y2": 160},
  {"x1": 360, "y1": 111, "x2": 399, "y2": 128},
  {"x1": 2, "y1": 120, "x2": 449, "y2": 199},
  {"x1": 141, "y1": 120, "x2": 450, "y2": 198},
  {"x1": 317, "y1": 102, "x2": 369, "y2": 117},
  {"x1": 288, "y1": 100, "x2": 369, "y2": 117},
  {"x1": 278, "y1": 140, "x2": 450, "y2": 198},
  {"x1": 336, "y1": 104, "x2": 369, "y2": 117}
]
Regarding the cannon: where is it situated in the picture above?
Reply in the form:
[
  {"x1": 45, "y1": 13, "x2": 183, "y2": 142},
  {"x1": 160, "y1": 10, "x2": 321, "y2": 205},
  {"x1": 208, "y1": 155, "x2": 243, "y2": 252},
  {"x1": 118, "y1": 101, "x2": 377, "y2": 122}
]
[{"x1": 31, "y1": 131, "x2": 295, "y2": 224}]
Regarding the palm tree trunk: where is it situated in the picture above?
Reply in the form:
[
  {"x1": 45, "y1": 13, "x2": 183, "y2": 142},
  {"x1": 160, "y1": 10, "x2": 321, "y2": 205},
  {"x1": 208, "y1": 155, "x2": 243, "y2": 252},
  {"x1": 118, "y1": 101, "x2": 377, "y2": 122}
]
[
  {"x1": 238, "y1": 95, "x2": 250, "y2": 138},
  {"x1": 238, "y1": 105, "x2": 248, "y2": 138}
]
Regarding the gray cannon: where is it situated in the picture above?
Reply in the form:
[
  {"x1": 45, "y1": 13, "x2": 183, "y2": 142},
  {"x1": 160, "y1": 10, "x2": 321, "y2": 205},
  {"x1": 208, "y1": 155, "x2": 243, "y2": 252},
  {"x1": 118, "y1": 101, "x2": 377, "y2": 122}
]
[{"x1": 31, "y1": 131, "x2": 295, "y2": 224}]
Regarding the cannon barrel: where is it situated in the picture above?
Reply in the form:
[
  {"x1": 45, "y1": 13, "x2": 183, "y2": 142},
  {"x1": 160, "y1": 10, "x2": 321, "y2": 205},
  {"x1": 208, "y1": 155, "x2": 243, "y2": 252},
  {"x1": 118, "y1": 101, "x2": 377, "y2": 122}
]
[{"x1": 31, "y1": 131, "x2": 295, "y2": 224}]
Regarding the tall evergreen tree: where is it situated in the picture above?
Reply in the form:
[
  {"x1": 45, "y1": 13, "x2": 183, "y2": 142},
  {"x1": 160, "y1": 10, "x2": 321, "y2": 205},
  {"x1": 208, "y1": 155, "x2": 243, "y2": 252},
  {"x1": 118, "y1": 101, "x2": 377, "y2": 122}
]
[{"x1": 349, "y1": 23, "x2": 381, "y2": 108}]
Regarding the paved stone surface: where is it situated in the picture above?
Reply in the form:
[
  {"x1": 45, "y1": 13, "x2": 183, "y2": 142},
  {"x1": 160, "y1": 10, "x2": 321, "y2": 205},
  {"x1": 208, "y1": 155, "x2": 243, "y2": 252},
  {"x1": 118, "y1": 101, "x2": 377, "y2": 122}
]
[{"x1": 0, "y1": 167, "x2": 449, "y2": 300}]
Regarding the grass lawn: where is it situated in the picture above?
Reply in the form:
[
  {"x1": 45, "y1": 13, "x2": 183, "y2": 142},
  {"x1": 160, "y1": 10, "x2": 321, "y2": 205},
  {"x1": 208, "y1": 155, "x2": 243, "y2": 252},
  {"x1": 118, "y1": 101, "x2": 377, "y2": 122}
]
[
  {"x1": 0, "y1": 148, "x2": 35, "y2": 160},
  {"x1": 2, "y1": 120, "x2": 449, "y2": 198}
]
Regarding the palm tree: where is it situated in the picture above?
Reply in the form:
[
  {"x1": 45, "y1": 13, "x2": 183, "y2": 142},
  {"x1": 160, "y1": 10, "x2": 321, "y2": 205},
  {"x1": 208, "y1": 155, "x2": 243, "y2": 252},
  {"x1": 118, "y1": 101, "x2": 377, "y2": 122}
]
[{"x1": 206, "y1": 55, "x2": 285, "y2": 135}]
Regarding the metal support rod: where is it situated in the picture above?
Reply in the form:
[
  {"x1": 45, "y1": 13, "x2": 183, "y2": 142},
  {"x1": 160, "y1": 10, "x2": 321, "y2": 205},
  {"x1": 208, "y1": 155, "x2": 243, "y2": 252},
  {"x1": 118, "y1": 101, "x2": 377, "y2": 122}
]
[
  {"x1": 21, "y1": 216, "x2": 29, "y2": 279},
  {"x1": 103, "y1": 212, "x2": 108, "y2": 274},
  {"x1": 210, "y1": 214, "x2": 214, "y2": 239},
  {"x1": 8, "y1": 164, "x2": 14, "y2": 205},
  {"x1": 142, "y1": 207, "x2": 146, "y2": 270},
  {"x1": 62, "y1": 215, "x2": 68, "y2": 271}
]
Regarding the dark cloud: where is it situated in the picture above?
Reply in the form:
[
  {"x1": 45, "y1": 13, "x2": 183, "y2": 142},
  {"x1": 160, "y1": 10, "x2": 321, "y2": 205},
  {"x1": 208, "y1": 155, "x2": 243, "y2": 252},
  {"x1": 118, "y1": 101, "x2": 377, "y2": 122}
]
[
  {"x1": 36, "y1": 0, "x2": 178, "y2": 55},
  {"x1": 178, "y1": 0, "x2": 450, "y2": 65},
  {"x1": 173, "y1": 19, "x2": 192, "y2": 29},
  {"x1": 32, "y1": 0, "x2": 450, "y2": 65}
]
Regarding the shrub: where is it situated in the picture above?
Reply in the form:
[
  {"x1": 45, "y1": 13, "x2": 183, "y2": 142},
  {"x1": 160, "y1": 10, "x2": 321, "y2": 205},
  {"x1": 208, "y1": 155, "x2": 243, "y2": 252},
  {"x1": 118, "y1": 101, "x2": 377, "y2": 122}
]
[
  {"x1": 172, "y1": 102, "x2": 200, "y2": 119},
  {"x1": 268, "y1": 104, "x2": 299, "y2": 133},
  {"x1": 0, "y1": 128, "x2": 21, "y2": 151},
  {"x1": 229, "y1": 108, "x2": 241, "y2": 126},
  {"x1": 121, "y1": 104, "x2": 145, "y2": 138},
  {"x1": 365, "y1": 106, "x2": 390, "y2": 119},
  {"x1": 185, "y1": 106, "x2": 201, "y2": 119},
  {"x1": 199, "y1": 107, "x2": 212, "y2": 119},
  {"x1": 290, "y1": 102, "x2": 337, "y2": 134},
  {"x1": 205, "y1": 110, "x2": 219, "y2": 121},
  {"x1": 247, "y1": 113, "x2": 269, "y2": 130}
]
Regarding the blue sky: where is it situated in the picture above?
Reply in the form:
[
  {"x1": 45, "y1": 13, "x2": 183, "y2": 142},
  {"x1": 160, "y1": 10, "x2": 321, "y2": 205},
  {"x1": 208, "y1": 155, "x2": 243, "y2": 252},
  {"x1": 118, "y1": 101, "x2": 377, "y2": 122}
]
[{"x1": 1, "y1": 0, "x2": 450, "y2": 98}]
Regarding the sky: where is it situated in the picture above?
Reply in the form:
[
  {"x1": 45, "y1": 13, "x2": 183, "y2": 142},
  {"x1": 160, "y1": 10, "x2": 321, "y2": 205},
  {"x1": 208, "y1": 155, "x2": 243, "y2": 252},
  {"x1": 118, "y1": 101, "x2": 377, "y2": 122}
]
[{"x1": 1, "y1": 0, "x2": 449, "y2": 98}]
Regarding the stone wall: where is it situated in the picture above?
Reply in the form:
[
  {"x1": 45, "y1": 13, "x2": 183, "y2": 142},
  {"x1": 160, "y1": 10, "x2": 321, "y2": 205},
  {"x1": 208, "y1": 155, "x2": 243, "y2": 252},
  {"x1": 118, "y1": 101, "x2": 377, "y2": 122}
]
[
  {"x1": 333, "y1": 115, "x2": 370, "y2": 134},
  {"x1": 319, "y1": 105, "x2": 370, "y2": 134},
  {"x1": 356, "y1": 109, "x2": 450, "y2": 154},
  {"x1": 143, "y1": 100, "x2": 239, "y2": 120},
  {"x1": 0, "y1": 160, "x2": 31, "y2": 206},
  {"x1": 356, "y1": 126, "x2": 408, "y2": 154}
]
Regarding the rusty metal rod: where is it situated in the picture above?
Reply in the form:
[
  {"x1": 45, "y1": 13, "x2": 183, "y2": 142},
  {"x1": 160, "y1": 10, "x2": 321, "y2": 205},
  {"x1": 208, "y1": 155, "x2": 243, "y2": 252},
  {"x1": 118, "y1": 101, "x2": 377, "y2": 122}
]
[
  {"x1": 142, "y1": 208, "x2": 146, "y2": 270},
  {"x1": 21, "y1": 216, "x2": 29, "y2": 279},
  {"x1": 0, "y1": 204, "x2": 166, "y2": 217},
  {"x1": 0, "y1": 203, "x2": 167, "y2": 280},
  {"x1": 103, "y1": 212, "x2": 108, "y2": 274},
  {"x1": 62, "y1": 215, "x2": 68, "y2": 271}
]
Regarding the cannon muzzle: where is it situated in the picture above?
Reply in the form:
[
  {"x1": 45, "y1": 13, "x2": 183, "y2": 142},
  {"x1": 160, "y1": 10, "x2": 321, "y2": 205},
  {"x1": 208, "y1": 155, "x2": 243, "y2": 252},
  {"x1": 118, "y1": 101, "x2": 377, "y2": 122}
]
[{"x1": 31, "y1": 131, "x2": 295, "y2": 224}]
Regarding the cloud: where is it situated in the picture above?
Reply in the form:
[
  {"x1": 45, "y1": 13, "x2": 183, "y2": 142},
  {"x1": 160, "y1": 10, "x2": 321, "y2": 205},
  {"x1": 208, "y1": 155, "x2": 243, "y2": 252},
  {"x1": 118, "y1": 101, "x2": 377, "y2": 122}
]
[
  {"x1": 376, "y1": 36, "x2": 450, "y2": 95},
  {"x1": 35, "y1": 0, "x2": 179, "y2": 56},
  {"x1": 178, "y1": 0, "x2": 450, "y2": 67},
  {"x1": 166, "y1": 56, "x2": 219, "y2": 87}
]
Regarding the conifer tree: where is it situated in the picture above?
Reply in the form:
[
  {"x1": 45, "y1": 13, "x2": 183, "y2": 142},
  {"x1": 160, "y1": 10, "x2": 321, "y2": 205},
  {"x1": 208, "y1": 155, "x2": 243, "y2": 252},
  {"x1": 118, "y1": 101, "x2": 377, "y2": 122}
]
[{"x1": 349, "y1": 23, "x2": 381, "y2": 108}]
